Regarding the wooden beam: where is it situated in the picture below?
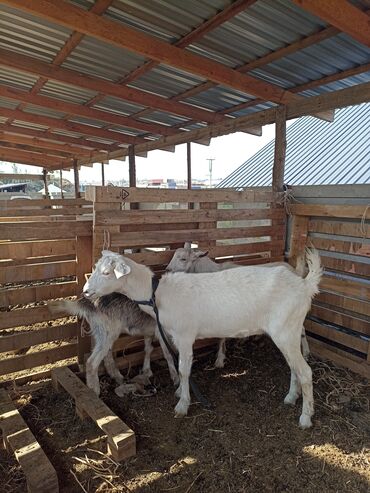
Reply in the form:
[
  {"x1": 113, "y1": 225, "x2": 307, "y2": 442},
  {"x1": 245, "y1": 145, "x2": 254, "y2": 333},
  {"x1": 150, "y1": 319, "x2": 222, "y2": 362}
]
[
  {"x1": 0, "y1": 85, "x2": 178, "y2": 137},
  {"x1": 0, "y1": 141, "x2": 79, "y2": 159},
  {"x1": 0, "y1": 131, "x2": 94, "y2": 156},
  {"x1": 0, "y1": 108, "x2": 141, "y2": 146},
  {"x1": 59, "y1": 170, "x2": 64, "y2": 198},
  {"x1": 0, "y1": 124, "x2": 115, "y2": 152},
  {"x1": 0, "y1": 148, "x2": 69, "y2": 168},
  {"x1": 0, "y1": 48, "x2": 223, "y2": 125},
  {"x1": 78, "y1": 80, "x2": 370, "y2": 165},
  {"x1": 128, "y1": 145, "x2": 136, "y2": 187},
  {"x1": 187, "y1": 142, "x2": 194, "y2": 210},
  {"x1": 293, "y1": 0, "x2": 370, "y2": 48},
  {"x1": 272, "y1": 106, "x2": 287, "y2": 197},
  {"x1": 3, "y1": 0, "x2": 300, "y2": 105},
  {"x1": 73, "y1": 160, "x2": 80, "y2": 198},
  {"x1": 0, "y1": 173, "x2": 43, "y2": 181},
  {"x1": 120, "y1": 0, "x2": 257, "y2": 84}
]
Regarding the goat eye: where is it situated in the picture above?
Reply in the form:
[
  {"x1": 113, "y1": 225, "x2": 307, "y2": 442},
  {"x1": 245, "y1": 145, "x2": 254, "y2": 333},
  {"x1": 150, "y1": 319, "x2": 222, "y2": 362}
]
[{"x1": 102, "y1": 271, "x2": 110, "y2": 276}]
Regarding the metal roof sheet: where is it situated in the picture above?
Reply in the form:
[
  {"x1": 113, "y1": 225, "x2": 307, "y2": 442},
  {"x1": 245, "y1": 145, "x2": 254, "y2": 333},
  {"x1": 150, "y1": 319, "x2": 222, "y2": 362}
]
[{"x1": 218, "y1": 102, "x2": 370, "y2": 187}]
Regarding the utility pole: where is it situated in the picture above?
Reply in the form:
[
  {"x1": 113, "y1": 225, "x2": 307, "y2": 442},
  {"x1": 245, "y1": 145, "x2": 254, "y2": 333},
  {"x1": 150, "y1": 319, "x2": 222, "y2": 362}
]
[{"x1": 207, "y1": 158, "x2": 215, "y2": 188}]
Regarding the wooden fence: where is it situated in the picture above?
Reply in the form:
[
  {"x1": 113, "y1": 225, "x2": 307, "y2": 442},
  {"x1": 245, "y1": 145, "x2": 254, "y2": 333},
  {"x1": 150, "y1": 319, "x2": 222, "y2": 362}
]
[
  {"x1": 0, "y1": 198, "x2": 92, "y2": 381},
  {"x1": 289, "y1": 204, "x2": 370, "y2": 378},
  {"x1": 85, "y1": 186, "x2": 286, "y2": 370}
]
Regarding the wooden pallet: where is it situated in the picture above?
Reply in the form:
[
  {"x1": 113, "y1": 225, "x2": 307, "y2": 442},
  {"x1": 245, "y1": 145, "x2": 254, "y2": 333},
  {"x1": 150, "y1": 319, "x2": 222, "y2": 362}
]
[
  {"x1": 0, "y1": 389, "x2": 59, "y2": 493},
  {"x1": 51, "y1": 366, "x2": 135, "y2": 461}
]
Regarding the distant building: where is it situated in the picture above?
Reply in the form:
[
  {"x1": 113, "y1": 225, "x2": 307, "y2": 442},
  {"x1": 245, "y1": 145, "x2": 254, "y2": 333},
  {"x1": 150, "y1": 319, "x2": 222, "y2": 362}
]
[
  {"x1": 0, "y1": 182, "x2": 28, "y2": 193},
  {"x1": 218, "y1": 103, "x2": 370, "y2": 188}
]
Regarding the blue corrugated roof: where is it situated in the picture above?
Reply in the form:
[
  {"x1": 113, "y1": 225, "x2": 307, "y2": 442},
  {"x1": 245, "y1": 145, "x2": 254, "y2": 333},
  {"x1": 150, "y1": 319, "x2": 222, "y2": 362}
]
[{"x1": 218, "y1": 102, "x2": 370, "y2": 187}]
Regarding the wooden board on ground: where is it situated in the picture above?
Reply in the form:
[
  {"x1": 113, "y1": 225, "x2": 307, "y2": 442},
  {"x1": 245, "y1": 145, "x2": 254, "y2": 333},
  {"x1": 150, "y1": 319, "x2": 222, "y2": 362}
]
[
  {"x1": 51, "y1": 366, "x2": 135, "y2": 461},
  {"x1": 0, "y1": 389, "x2": 59, "y2": 493}
]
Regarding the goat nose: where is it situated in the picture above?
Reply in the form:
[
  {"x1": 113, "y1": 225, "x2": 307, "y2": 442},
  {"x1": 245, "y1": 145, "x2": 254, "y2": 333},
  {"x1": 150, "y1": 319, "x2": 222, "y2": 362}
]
[{"x1": 83, "y1": 289, "x2": 90, "y2": 298}]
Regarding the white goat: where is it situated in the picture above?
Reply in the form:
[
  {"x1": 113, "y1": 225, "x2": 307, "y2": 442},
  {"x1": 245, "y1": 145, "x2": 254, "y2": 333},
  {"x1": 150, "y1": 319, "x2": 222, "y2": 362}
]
[
  {"x1": 167, "y1": 242, "x2": 310, "y2": 366},
  {"x1": 48, "y1": 294, "x2": 178, "y2": 396},
  {"x1": 83, "y1": 249, "x2": 322, "y2": 428}
]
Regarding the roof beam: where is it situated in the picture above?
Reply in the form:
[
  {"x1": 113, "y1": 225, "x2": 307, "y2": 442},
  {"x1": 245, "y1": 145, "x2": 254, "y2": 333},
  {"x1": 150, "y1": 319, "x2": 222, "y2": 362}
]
[
  {"x1": 0, "y1": 141, "x2": 79, "y2": 159},
  {"x1": 292, "y1": 0, "x2": 370, "y2": 48},
  {"x1": 0, "y1": 131, "x2": 99, "y2": 156},
  {"x1": 0, "y1": 108, "x2": 145, "y2": 146},
  {"x1": 0, "y1": 124, "x2": 117, "y2": 152},
  {"x1": 0, "y1": 148, "x2": 70, "y2": 169},
  {"x1": 3, "y1": 0, "x2": 299, "y2": 105},
  {"x1": 0, "y1": 48, "x2": 222, "y2": 125},
  {"x1": 120, "y1": 0, "x2": 257, "y2": 85},
  {"x1": 0, "y1": 85, "x2": 178, "y2": 136},
  {"x1": 78, "y1": 80, "x2": 370, "y2": 164}
]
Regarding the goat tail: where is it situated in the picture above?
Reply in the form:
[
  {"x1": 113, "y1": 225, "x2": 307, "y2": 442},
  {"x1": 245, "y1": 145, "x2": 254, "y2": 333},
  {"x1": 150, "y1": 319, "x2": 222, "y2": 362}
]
[
  {"x1": 47, "y1": 298, "x2": 95, "y2": 318},
  {"x1": 303, "y1": 247, "x2": 322, "y2": 299}
]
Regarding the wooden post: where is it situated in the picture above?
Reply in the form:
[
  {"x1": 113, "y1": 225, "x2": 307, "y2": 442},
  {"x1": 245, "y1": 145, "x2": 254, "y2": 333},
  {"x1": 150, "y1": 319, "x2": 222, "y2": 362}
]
[
  {"x1": 272, "y1": 105, "x2": 287, "y2": 198},
  {"x1": 59, "y1": 169, "x2": 64, "y2": 199},
  {"x1": 187, "y1": 142, "x2": 194, "y2": 210},
  {"x1": 42, "y1": 168, "x2": 49, "y2": 199},
  {"x1": 73, "y1": 159, "x2": 80, "y2": 198},
  {"x1": 101, "y1": 162, "x2": 105, "y2": 186}
]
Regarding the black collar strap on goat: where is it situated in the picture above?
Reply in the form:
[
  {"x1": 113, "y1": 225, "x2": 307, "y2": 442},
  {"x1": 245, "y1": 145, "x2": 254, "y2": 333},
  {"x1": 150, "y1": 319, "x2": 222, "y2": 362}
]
[{"x1": 135, "y1": 276, "x2": 212, "y2": 411}]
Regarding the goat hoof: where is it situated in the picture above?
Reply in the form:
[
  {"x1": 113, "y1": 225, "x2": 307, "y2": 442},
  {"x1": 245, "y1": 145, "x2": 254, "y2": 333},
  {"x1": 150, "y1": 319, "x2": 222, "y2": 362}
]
[
  {"x1": 143, "y1": 369, "x2": 153, "y2": 378},
  {"x1": 214, "y1": 360, "x2": 225, "y2": 369},
  {"x1": 174, "y1": 401, "x2": 189, "y2": 417},
  {"x1": 284, "y1": 393, "x2": 299, "y2": 406},
  {"x1": 299, "y1": 414, "x2": 312, "y2": 429}
]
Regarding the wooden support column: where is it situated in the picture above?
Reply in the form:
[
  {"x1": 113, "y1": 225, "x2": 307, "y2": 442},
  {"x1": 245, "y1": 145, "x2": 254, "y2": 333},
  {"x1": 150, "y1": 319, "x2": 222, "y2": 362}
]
[
  {"x1": 42, "y1": 168, "x2": 49, "y2": 199},
  {"x1": 128, "y1": 145, "x2": 138, "y2": 210},
  {"x1": 73, "y1": 159, "x2": 80, "y2": 198},
  {"x1": 272, "y1": 105, "x2": 287, "y2": 259},
  {"x1": 272, "y1": 105, "x2": 287, "y2": 198},
  {"x1": 187, "y1": 142, "x2": 194, "y2": 210},
  {"x1": 59, "y1": 170, "x2": 64, "y2": 199},
  {"x1": 101, "y1": 162, "x2": 105, "y2": 186}
]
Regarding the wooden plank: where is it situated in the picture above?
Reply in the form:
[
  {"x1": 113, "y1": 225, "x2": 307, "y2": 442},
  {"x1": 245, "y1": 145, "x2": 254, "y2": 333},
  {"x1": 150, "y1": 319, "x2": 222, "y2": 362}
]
[
  {"x1": 110, "y1": 226, "x2": 282, "y2": 248},
  {"x1": 95, "y1": 207, "x2": 283, "y2": 225},
  {"x1": 0, "y1": 305, "x2": 63, "y2": 330},
  {"x1": 290, "y1": 204, "x2": 369, "y2": 219},
  {"x1": 308, "y1": 337, "x2": 369, "y2": 379},
  {"x1": 0, "y1": 389, "x2": 59, "y2": 493},
  {"x1": 0, "y1": 281, "x2": 77, "y2": 308},
  {"x1": 51, "y1": 366, "x2": 135, "y2": 461},
  {"x1": 308, "y1": 219, "x2": 369, "y2": 238},
  {"x1": 320, "y1": 276, "x2": 370, "y2": 302},
  {"x1": 0, "y1": 207, "x2": 92, "y2": 217},
  {"x1": 0, "y1": 221, "x2": 92, "y2": 240},
  {"x1": 305, "y1": 319, "x2": 368, "y2": 354},
  {"x1": 0, "y1": 343, "x2": 78, "y2": 377},
  {"x1": 0, "y1": 173, "x2": 43, "y2": 181},
  {"x1": 0, "y1": 260, "x2": 76, "y2": 284},
  {"x1": 310, "y1": 237, "x2": 369, "y2": 258},
  {"x1": 311, "y1": 304, "x2": 370, "y2": 337},
  {"x1": 86, "y1": 186, "x2": 273, "y2": 203},
  {"x1": 0, "y1": 254, "x2": 75, "y2": 268},
  {"x1": 0, "y1": 322, "x2": 78, "y2": 353},
  {"x1": 320, "y1": 255, "x2": 370, "y2": 278},
  {"x1": 0, "y1": 198, "x2": 91, "y2": 208},
  {"x1": 317, "y1": 291, "x2": 370, "y2": 317}
]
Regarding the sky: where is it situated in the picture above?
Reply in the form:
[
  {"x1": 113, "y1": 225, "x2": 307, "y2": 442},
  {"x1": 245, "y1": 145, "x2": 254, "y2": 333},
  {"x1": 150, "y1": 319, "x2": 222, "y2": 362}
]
[{"x1": 0, "y1": 124, "x2": 277, "y2": 184}]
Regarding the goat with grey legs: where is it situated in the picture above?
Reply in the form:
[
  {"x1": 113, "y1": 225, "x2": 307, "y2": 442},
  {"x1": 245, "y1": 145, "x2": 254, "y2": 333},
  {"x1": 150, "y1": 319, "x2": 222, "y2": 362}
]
[
  {"x1": 48, "y1": 294, "x2": 178, "y2": 396},
  {"x1": 83, "y1": 248, "x2": 322, "y2": 428},
  {"x1": 167, "y1": 242, "x2": 310, "y2": 366}
]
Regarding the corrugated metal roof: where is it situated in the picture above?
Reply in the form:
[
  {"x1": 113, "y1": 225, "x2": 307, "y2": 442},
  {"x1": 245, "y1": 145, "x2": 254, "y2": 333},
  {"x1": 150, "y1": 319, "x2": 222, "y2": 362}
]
[{"x1": 218, "y1": 102, "x2": 370, "y2": 187}]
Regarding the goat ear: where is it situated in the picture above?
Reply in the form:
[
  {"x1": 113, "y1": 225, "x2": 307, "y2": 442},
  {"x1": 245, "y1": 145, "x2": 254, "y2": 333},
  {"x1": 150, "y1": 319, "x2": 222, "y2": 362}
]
[
  {"x1": 113, "y1": 262, "x2": 131, "y2": 279},
  {"x1": 195, "y1": 250, "x2": 209, "y2": 258},
  {"x1": 184, "y1": 242, "x2": 192, "y2": 250}
]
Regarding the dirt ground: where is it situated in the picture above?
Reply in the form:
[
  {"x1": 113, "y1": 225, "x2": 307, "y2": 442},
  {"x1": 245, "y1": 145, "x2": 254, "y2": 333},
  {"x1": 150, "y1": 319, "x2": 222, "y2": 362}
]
[{"x1": 1, "y1": 338, "x2": 369, "y2": 493}]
